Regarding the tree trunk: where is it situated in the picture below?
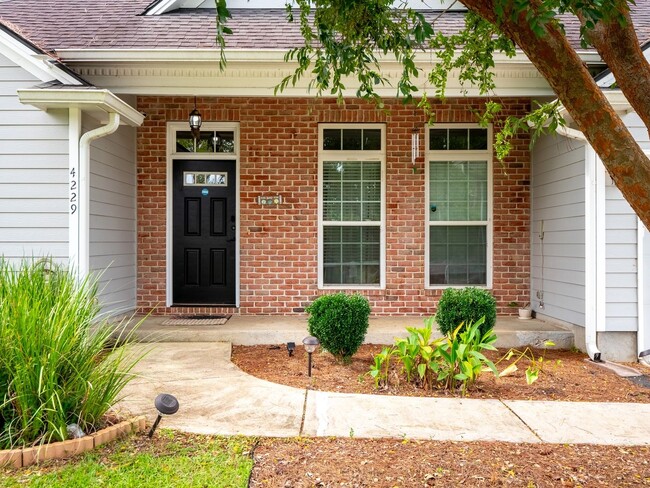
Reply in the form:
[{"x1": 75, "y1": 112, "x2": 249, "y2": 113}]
[
  {"x1": 461, "y1": 0, "x2": 650, "y2": 230},
  {"x1": 583, "y1": 3, "x2": 650, "y2": 134}
]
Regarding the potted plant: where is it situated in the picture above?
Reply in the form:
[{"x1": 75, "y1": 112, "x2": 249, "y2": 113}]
[{"x1": 508, "y1": 301, "x2": 532, "y2": 320}]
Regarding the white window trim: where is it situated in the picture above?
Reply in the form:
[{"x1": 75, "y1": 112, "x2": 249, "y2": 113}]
[
  {"x1": 424, "y1": 124, "x2": 494, "y2": 290},
  {"x1": 165, "y1": 121, "x2": 241, "y2": 307},
  {"x1": 318, "y1": 123, "x2": 386, "y2": 290}
]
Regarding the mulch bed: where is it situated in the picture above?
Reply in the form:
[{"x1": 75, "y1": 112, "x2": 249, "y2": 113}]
[{"x1": 232, "y1": 344, "x2": 650, "y2": 403}]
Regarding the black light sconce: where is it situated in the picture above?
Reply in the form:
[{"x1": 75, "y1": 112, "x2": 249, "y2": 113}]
[{"x1": 189, "y1": 96, "x2": 202, "y2": 140}]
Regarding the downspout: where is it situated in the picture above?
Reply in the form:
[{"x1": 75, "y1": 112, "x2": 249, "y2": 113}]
[
  {"x1": 78, "y1": 112, "x2": 121, "y2": 279},
  {"x1": 556, "y1": 126, "x2": 602, "y2": 361}
]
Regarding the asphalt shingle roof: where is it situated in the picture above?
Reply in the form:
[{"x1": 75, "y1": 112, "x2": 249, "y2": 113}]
[{"x1": 0, "y1": 0, "x2": 649, "y2": 53}]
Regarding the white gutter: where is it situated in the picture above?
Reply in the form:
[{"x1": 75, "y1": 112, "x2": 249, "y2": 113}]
[
  {"x1": 77, "y1": 112, "x2": 120, "y2": 278},
  {"x1": 556, "y1": 125, "x2": 603, "y2": 361}
]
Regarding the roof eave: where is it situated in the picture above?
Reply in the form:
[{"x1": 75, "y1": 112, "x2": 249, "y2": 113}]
[{"x1": 17, "y1": 88, "x2": 145, "y2": 126}]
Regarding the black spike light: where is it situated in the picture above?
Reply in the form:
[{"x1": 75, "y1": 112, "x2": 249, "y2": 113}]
[
  {"x1": 148, "y1": 393, "x2": 179, "y2": 438},
  {"x1": 302, "y1": 336, "x2": 320, "y2": 377}
]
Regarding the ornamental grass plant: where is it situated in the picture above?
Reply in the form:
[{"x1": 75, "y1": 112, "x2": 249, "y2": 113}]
[{"x1": 0, "y1": 258, "x2": 145, "y2": 449}]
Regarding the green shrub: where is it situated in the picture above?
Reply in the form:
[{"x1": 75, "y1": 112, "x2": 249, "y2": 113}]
[
  {"x1": 0, "y1": 258, "x2": 145, "y2": 449},
  {"x1": 435, "y1": 287, "x2": 497, "y2": 336},
  {"x1": 306, "y1": 293, "x2": 370, "y2": 363}
]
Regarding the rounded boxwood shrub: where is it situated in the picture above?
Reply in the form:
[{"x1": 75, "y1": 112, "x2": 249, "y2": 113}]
[
  {"x1": 306, "y1": 293, "x2": 371, "y2": 363},
  {"x1": 435, "y1": 287, "x2": 497, "y2": 337}
]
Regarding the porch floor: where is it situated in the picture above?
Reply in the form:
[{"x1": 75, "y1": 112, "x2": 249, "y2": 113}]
[{"x1": 121, "y1": 314, "x2": 574, "y2": 350}]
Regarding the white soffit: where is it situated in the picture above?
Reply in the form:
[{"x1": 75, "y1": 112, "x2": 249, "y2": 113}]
[
  {"x1": 17, "y1": 88, "x2": 145, "y2": 127},
  {"x1": 0, "y1": 27, "x2": 83, "y2": 85}
]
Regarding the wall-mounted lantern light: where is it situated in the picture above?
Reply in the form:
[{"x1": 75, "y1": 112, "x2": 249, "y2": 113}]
[{"x1": 189, "y1": 96, "x2": 202, "y2": 140}]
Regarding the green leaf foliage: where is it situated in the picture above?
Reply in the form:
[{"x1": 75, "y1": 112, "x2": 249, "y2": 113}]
[
  {"x1": 435, "y1": 287, "x2": 497, "y2": 337},
  {"x1": 367, "y1": 316, "x2": 498, "y2": 395},
  {"x1": 306, "y1": 293, "x2": 371, "y2": 363},
  {"x1": 213, "y1": 0, "x2": 634, "y2": 161}
]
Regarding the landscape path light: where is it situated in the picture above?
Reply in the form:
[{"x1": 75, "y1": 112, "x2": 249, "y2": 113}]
[
  {"x1": 148, "y1": 393, "x2": 179, "y2": 438},
  {"x1": 287, "y1": 341, "x2": 296, "y2": 357},
  {"x1": 302, "y1": 336, "x2": 320, "y2": 377}
]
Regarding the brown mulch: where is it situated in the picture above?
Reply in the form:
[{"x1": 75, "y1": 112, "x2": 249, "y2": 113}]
[
  {"x1": 250, "y1": 438, "x2": 650, "y2": 487},
  {"x1": 240, "y1": 344, "x2": 650, "y2": 487},
  {"x1": 232, "y1": 344, "x2": 650, "y2": 403}
]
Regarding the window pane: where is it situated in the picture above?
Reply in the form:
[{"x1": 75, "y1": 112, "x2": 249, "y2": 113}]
[
  {"x1": 429, "y1": 160, "x2": 487, "y2": 222},
  {"x1": 176, "y1": 131, "x2": 194, "y2": 152},
  {"x1": 429, "y1": 129, "x2": 447, "y2": 150},
  {"x1": 363, "y1": 129, "x2": 381, "y2": 150},
  {"x1": 342, "y1": 129, "x2": 362, "y2": 150},
  {"x1": 323, "y1": 225, "x2": 380, "y2": 285},
  {"x1": 429, "y1": 226, "x2": 486, "y2": 286},
  {"x1": 323, "y1": 129, "x2": 341, "y2": 150},
  {"x1": 448, "y1": 129, "x2": 468, "y2": 150},
  {"x1": 323, "y1": 162, "x2": 343, "y2": 180},
  {"x1": 214, "y1": 131, "x2": 235, "y2": 153},
  {"x1": 323, "y1": 161, "x2": 380, "y2": 222},
  {"x1": 196, "y1": 132, "x2": 214, "y2": 152},
  {"x1": 469, "y1": 128, "x2": 488, "y2": 150}
]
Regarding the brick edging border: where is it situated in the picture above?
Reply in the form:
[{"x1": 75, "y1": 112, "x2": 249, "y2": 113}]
[{"x1": 0, "y1": 416, "x2": 147, "y2": 469}]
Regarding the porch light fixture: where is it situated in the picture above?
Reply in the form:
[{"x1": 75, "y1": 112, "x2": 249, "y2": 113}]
[
  {"x1": 411, "y1": 127, "x2": 420, "y2": 172},
  {"x1": 148, "y1": 393, "x2": 179, "y2": 438},
  {"x1": 189, "y1": 96, "x2": 202, "y2": 139},
  {"x1": 302, "y1": 336, "x2": 320, "y2": 377},
  {"x1": 287, "y1": 341, "x2": 296, "y2": 357}
]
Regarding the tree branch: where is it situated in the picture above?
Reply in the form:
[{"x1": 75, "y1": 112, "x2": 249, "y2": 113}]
[
  {"x1": 583, "y1": 2, "x2": 650, "y2": 132},
  {"x1": 460, "y1": 0, "x2": 650, "y2": 229}
]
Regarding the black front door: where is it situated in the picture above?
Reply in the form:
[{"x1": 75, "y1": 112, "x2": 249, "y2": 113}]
[{"x1": 172, "y1": 160, "x2": 236, "y2": 305}]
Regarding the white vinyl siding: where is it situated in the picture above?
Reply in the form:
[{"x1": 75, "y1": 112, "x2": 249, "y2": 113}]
[
  {"x1": 87, "y1": 116, "x2": 137, "y2": 315},
  {"x1": 603, "y1": 112, "x2": 650, "y2": 332},
  {"x1": 531, "y1": 134, "x2": 586, "y2": 325},
  {"x1": 0, "y1": 53, "x2": 69, "y2": 263}
]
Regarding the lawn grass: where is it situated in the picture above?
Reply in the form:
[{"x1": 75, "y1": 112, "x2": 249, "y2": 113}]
[{"x1": 2, "y1": 430, "x2": 255, "y2": 487}]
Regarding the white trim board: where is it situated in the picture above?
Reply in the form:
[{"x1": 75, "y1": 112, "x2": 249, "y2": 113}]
[{"x1": 0, "y1": 26, "x2": 82, "y2": 85}]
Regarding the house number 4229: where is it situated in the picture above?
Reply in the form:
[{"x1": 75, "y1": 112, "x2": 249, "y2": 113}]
[{"x1": 70, "y1": 168, "x2": 78, "y2": 215}]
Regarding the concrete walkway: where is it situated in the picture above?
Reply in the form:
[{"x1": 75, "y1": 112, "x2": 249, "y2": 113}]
[{"x1": 117, "y1": 342, "x2": 650, "y2": 446}]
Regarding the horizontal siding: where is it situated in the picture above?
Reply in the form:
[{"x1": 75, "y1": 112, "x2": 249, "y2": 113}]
[
  {"x1": 531, "y1": 134, "x2": 586, "y2": 326},
  {"x1": 87, "y1": 116, "x2": 137, "y2": 316},
  {"x1": 600, "y1": 111, "x2": 647, "y2": 333},
  {"x1": 0, "y1": 53, "x2": 69, "y2": 262}
]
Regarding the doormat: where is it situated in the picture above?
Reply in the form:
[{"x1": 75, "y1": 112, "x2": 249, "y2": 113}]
[{"x1": 161, "y1": 315, "x2": 230, "y2": 326}]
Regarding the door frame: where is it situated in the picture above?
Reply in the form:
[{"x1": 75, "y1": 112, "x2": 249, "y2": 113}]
[{"x1": 165, "y1": 121, "x2": 240, "y2": 307}]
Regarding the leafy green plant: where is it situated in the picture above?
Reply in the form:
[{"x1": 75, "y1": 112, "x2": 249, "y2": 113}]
[
  {"x1": 496, "y1": 341, "x2": 556, "y2": 385},
  {"x1": 0, "y1": 258, "x2": 146, "y2": 449},
  {"x1": 435, "y1": 287, "x2": 497, "y2": 337},
  {"x1": 368, "y1": 316, "x2": 498, "y2": 395},
  {"x1": 433, "y1": 317, "x2": 498, "y2": 395},
  {"x1": 306, "y1": 293, "x2": 370, "y2": 363}
]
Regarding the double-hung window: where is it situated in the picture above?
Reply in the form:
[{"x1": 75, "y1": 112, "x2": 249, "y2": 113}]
[
  {"x1": 426, "y1": 125, "x2": 492, "y2": 287},
  {"x1": 319, "y1": 124, "x2": 385, "y2": 288}
]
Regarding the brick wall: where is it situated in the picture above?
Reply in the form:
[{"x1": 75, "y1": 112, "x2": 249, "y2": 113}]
[{"x1": 136, "y1": 96, "x2": 531, "y2": 316}]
